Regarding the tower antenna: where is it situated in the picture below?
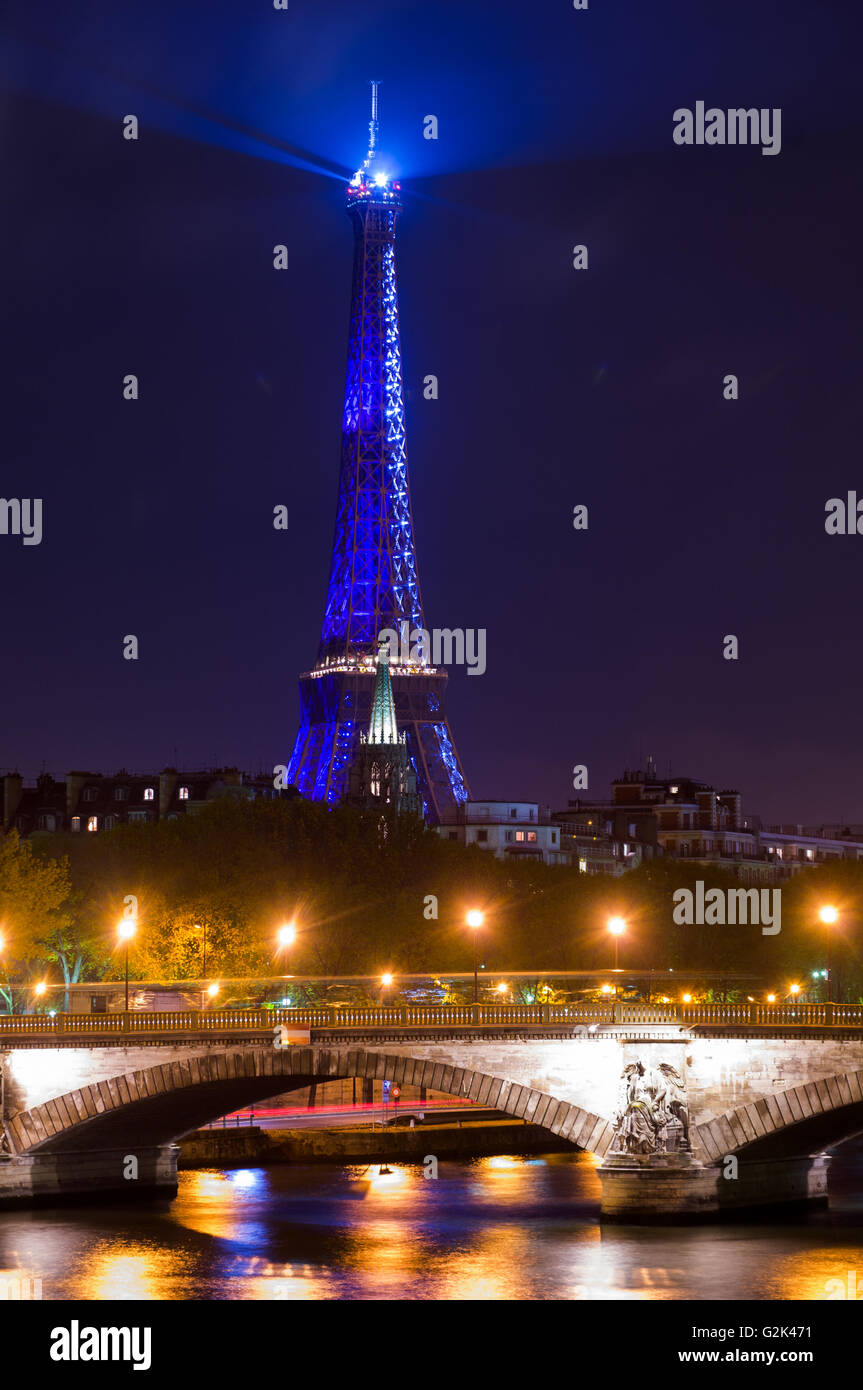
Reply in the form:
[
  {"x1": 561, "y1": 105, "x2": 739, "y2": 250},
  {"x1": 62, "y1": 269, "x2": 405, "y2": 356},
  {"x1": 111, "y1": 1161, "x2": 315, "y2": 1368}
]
[{"x1": 368, "y1": 80, "x2": 380, "y2": 160}]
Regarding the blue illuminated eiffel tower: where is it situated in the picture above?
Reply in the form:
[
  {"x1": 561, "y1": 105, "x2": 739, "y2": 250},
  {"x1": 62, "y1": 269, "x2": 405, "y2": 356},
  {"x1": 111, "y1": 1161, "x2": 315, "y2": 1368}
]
[{"x1": 287, "y1": 84, "x2": 469, "y2": 823}]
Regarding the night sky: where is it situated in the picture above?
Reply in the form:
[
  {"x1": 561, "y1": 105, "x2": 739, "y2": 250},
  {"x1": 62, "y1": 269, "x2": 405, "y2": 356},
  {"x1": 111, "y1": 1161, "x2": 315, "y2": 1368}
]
[{"x1": 3, "y1": 0, "x2": 862, "y2": 825}]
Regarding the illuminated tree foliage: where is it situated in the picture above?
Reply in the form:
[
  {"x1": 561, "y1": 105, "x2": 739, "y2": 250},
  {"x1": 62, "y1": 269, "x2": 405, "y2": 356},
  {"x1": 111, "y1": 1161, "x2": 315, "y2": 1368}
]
[{"x1": 23, "y1": 801, "x2": 863, "y2": 1003}]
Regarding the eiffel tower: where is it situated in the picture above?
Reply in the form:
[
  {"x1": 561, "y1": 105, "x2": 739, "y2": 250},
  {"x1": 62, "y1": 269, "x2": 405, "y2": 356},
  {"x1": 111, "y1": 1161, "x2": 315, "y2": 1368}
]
[{"x1": 286, "y1": 84, "x2": 469, "y2": 823}]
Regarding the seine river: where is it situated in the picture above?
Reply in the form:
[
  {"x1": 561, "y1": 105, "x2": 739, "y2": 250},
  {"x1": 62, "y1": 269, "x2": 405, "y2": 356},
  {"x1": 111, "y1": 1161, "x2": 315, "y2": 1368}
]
[{"x1": 2, "y1": 1141, "x2": 863, "y2": 1301}]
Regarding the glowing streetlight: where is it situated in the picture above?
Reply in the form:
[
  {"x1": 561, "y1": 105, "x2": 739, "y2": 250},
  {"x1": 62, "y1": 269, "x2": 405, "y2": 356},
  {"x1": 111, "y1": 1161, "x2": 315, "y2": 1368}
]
[
  {"x1": 466, "y1": 910, "x2": 484, "y2": 1003},
  {"x1": 380, "y1": 971, "x2": 394, "y2": 1006},
  {"x1": 496, "y1": 982, "x2": 508, "y2": 995},
  {"x1": 766, "y1": 993, "x2": 776, "y2": 1004},
  {"x1": 818, "y1": 905, "x2": 839, "y2": 1002},
  {"x1": 789, "y1": 983, "x2": 800, "y2": 997},
  {"x1": 682, "y1": 993, "x2": 692, "y2": 1004},
  {"x1": 277, "y1": 923, "x2": 297, "y2": 949},
  {"x1": 34, "y1": 981, "x2": 47, "y2": 996},
  {"x1": 206, "y1": 982, "x2": 219, "y2": 1000},
  {"x1": 117, "y1": 919, "x2": 136, "y2": 1013},
  {"x1": 607, "y1": 916, "x2": 626, "y2": 997},
  {"x1": 600, "y1": 983, "x2": 613, "y2": 995}
]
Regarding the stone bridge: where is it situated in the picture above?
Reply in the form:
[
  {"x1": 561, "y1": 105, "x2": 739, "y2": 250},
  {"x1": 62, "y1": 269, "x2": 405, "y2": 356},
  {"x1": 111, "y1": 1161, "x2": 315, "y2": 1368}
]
[{"x1": 3, "y1": 1006, "x2": 863, "y2": 1219}]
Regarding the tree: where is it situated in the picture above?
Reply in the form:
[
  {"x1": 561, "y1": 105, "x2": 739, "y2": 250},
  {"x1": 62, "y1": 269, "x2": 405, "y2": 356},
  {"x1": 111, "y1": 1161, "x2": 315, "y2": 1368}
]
[{"x1": 0, "y1": 830, "x2": 72, "y2": 1011}]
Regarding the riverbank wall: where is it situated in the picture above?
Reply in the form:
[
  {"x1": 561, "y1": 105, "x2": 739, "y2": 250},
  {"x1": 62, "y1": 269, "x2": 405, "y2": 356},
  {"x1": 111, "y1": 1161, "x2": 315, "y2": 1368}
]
[{"x1": 177, "y1": 1122, "x2": 573, "y2": 1168}]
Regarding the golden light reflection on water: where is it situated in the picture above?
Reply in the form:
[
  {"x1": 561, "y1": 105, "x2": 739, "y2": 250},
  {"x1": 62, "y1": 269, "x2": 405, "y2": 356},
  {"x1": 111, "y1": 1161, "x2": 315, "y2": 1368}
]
[
  {"x1": 83, "y1": 1251, "x2": 160, "y2": 1301},
  {"x1": 770, "y1": 1247, "x2": 863, "y2": 1301},
  {"x1": 2, "y1": 1147, "x2": 861, "y2": 1300}
]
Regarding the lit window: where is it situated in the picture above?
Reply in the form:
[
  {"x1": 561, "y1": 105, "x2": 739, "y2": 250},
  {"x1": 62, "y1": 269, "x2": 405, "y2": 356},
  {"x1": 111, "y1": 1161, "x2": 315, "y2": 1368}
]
[
  {"x1": 87, "y1": 816, "x2": 98, "y2": 832},
  {"x1": 527, "y1": 831, "x2": 537, "y2": 842},
  {"x1": 71, "y1": 816, "x2": 81, "y2": 832},
  {"x1": 578, "y1": 858, "x2": 587, "y2": 873},
  {"x1": 143, "y1": 787, "x2": 154, "y2": 801},
  {"x1": 179, "y1": 786, "x2": 189, "y2": 801},
  {"x1": 516, "y1": 831, "x2": 525, "y2": 842}
]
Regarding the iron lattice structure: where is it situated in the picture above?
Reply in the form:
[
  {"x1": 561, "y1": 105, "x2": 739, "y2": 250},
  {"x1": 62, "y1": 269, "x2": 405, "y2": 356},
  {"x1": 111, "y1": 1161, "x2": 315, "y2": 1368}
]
[{"x1": 287, "y1": 86, "x2": 469, "y2": 823}]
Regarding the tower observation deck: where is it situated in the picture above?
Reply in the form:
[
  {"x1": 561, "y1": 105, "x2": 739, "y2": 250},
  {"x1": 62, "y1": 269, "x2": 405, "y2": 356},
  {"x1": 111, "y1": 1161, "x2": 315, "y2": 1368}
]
[{"x1": 286, "y1": 84, "x2": 469, "y2": 823}]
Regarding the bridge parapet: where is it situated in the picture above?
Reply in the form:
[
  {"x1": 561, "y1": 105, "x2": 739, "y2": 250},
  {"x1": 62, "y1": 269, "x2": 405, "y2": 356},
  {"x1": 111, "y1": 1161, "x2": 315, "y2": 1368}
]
[{"x1": 2, "y1": 1000, "x2": 863, "y2": 1045}]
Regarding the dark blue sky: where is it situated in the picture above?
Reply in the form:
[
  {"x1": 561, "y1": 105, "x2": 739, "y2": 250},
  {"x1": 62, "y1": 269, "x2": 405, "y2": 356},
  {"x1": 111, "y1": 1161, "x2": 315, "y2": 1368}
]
[{"x1": 3, "y1": 0, "x2": 862, "y2": 824}]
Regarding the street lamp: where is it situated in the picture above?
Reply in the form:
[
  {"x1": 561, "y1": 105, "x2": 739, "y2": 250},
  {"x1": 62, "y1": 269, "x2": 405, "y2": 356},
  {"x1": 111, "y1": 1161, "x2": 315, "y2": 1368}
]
[
  {"x1": 380, "y1": 971, "x2": 394, "y2": 1007},
  {"x1": 206, "y1": 982, "x2": 219, "y2": 1004},
  {"x1": 466, "y1": 910, "x2": 484, "y2": 1003},
  {"x1": 766, "y1": 993, "x2": 776, "y2": 1004},
  {"x1": 277, "y1": 923, "x2": 297, "y2": 949},
  {"x1": 117, "y1": 919, "x2": 136, "y2": 1012},
  {"x1": 607, "y1": 916, "x2": 626, "y2": 998},
  {"x1": 818, "y1": 905, "x2": 839, "y2": 1002},
  {"x1": 193, "y1": 920, "x2": 208, "y2": 991}
]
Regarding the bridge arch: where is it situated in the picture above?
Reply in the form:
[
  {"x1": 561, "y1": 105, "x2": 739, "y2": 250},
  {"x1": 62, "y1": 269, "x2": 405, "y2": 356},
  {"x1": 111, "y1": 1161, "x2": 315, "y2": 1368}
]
[
  {"x1": 694, "y1": 1068, "x2": 863, "y2": 1162},
  {"x1": 4, "y1": 1046, "x2": 616, "y2": 1158}
]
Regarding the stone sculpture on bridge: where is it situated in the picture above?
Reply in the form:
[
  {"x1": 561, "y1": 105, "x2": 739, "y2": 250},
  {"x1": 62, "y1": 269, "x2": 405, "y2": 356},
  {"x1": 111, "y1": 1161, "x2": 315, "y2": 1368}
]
[{"x1": 611, "y1": 1060, "x2": 690, "y2": 1156}]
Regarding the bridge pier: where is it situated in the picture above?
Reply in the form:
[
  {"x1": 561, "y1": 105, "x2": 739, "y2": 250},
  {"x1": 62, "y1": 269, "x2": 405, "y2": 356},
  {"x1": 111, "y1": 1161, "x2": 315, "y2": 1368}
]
[
  {"x1": 598, "y1": 1151, "x2": 831, "y2": 1222},
  {"x1": 0, "y1": 1144, "x2": 179, "y2": 1208}
]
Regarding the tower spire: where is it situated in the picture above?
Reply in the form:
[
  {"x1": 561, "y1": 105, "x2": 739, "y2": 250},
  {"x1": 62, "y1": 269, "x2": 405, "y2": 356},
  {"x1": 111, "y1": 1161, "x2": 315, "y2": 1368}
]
[{"x1": 368, "y1": 642, "x2": 399, "y2": 745}]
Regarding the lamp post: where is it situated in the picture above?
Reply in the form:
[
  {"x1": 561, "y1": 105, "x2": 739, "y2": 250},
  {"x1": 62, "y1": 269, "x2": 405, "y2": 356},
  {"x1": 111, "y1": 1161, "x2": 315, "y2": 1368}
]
[
  {"x1": 0, "y1": 931, "x2": 7, "y2": 1016},
  {"x1": 117, "y1": 920, "x2": 136, "y2": 1012},
  {"x1": 380, "y1": 972, "x2": 394, "y2": 1007},
  {"x1": 607, "y1": 917, "x2": 626, "y2": 999},
  {"x1": 818, "y1": 905, "x2": 839, "y2": 1002},
  {"x1": 275, "y1": 922, "x2": 297, "y2": 1007},
  {"x1": 466, "y1": 910, "x2": 484, "y2": 1004},
  {"x1": 194, "y1": 921, "x2": 208, "y2": 1005}
]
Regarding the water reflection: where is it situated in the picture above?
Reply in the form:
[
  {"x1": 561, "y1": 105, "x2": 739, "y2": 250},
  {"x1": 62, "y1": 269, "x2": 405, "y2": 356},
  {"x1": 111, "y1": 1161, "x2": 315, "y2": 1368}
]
[{"x1": 0, "y1": 1142, "x2": 860, "y2": 1300}]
